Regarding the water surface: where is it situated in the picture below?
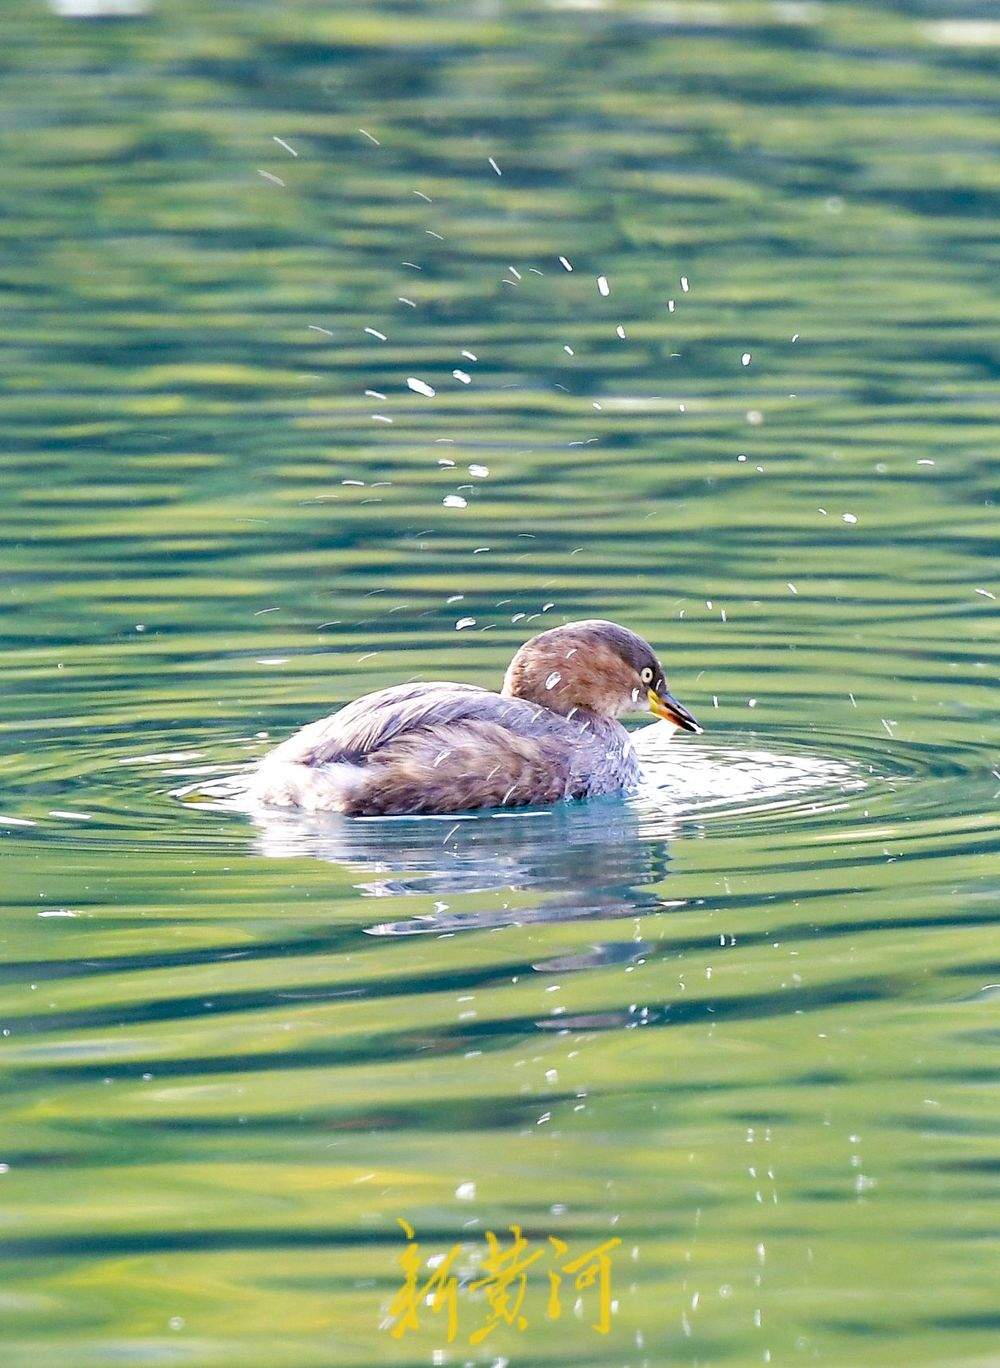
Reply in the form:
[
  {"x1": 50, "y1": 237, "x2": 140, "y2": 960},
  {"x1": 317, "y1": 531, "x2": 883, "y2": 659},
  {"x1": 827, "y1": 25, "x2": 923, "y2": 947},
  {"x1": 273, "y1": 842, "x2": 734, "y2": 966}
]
[{"x1": 1, "y1": 1, "x2": 997, "y2": 1364}]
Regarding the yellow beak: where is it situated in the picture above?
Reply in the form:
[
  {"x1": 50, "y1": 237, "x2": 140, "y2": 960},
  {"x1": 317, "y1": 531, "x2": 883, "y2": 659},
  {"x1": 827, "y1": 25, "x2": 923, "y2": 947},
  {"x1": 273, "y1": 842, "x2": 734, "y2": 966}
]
[{"x1": 648, "y1": 687, "x2": 702, "y2": 734}]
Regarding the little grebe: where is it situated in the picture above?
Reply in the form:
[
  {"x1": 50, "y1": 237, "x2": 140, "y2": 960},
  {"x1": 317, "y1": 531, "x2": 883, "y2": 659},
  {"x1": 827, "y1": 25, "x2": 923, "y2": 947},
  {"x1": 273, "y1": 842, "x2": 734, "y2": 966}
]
[{"x1": 250, "y1": 619, "x2": 701, "y2": 816}]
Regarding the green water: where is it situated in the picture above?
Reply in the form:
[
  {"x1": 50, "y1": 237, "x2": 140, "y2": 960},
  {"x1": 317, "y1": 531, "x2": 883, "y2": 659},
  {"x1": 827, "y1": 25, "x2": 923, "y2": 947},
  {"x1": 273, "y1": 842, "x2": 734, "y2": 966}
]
[{"x1": 1, "y1": 1, "x2": 997, "y2": 1364}]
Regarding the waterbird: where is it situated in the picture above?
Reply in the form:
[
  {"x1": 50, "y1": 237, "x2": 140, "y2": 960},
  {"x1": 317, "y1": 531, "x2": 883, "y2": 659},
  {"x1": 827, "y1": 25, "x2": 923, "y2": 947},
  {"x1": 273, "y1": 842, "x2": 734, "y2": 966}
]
[{"x1": 250, "y1": 620, "x2": 701, "y2": 816}]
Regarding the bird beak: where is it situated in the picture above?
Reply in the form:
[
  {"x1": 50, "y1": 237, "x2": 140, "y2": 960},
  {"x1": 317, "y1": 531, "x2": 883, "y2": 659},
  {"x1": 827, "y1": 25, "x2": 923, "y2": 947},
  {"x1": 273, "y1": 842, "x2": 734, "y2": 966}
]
[{"x1": 648, "y1": 687, "x2": 703, "y2": 734}]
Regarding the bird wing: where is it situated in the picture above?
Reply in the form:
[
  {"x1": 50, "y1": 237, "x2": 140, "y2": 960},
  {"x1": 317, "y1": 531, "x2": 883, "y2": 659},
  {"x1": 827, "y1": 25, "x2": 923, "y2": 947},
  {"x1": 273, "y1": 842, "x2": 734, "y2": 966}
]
[
  {"x1": 266, "y1": 682, "x2": 559, "y2": 767},
  {"x1": 339, "y1": 718, "x2": 578, "y2": 815}
]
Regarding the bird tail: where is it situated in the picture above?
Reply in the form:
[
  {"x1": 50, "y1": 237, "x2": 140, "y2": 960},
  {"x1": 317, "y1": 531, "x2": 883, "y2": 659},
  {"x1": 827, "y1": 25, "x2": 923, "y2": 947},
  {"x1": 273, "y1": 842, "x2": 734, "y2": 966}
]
[{"x1": 248, "y1": 759, "x2": 368, "y2": 812}]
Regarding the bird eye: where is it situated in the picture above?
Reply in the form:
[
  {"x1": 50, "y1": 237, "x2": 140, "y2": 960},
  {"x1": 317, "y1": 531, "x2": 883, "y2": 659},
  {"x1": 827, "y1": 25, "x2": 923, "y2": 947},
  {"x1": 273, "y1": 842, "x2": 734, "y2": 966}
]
[{"x1": 640, "y1": 666, "x2": 654, "y2": 685}]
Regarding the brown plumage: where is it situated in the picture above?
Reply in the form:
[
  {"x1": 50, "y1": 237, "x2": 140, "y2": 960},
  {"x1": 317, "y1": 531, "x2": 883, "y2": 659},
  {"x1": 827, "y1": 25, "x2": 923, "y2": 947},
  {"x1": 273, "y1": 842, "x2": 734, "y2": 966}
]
[{"x1": 249, "y1": 619, "x2": 701, "y2": 816}]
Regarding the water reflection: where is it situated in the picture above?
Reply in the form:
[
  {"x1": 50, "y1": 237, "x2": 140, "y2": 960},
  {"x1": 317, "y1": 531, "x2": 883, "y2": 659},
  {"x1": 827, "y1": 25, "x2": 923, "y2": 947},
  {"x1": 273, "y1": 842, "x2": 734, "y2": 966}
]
[
  {"x1": 252, "y1": 793, "x2": 673, "y2": 935},
  {"x1": 237, "y1": 729, "x2": 874, "y2": 936}
]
